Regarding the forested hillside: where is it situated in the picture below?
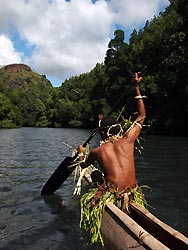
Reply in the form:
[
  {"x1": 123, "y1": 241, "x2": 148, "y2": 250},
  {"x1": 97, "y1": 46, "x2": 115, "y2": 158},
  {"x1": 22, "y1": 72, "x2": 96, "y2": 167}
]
[
  {"x1": 0, "y1": 0, "x2": 187, "y2": 136},
  {"x1": 0, "y1": 64, "x2": 54, "y2": 128}
]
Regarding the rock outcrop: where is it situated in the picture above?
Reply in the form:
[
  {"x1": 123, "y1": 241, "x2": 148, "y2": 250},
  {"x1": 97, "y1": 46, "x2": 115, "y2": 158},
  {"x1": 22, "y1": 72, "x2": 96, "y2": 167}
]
[{"x1": 1, "y1": 63, "x2": 31, "y2": 73}]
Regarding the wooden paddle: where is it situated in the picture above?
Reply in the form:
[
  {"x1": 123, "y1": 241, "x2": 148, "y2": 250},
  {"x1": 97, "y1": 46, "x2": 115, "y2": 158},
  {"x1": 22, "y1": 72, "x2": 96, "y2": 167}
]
[{"x1": 41, "y1": 85, "x2": 133, "y2": 195}]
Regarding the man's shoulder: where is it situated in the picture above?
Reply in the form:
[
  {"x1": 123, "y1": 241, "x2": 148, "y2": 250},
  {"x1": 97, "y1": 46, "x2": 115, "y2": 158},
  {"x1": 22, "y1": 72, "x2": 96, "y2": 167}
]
[
  {"x1": 116, "y1": 136, "x2": 134, "y2": 146},
  {"x1": 92, "y1": 145, "x2": 101, "y2": 154},
  {"x1": 94, "y1": 143, "x2": 112, "y2": 153}
]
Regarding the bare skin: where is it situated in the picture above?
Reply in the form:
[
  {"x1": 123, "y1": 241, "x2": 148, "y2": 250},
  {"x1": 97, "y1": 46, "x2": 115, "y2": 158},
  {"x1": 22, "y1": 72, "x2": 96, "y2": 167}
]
[{"x1": 78, "y1": 72, "x2": 146, "y2": 192}]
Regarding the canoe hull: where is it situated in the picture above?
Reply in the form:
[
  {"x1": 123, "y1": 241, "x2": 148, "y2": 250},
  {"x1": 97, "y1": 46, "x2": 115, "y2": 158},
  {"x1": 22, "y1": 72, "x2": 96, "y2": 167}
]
[
  {"x1": 101, "y1": 203, "x2": 188, "y2": 250},
  {"x1": 101, "y1": 205, "x2": 149, "y2": 250}
]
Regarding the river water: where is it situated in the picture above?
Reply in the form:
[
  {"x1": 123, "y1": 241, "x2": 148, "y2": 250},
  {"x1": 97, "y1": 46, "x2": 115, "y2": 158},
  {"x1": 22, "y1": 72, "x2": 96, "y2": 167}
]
[{"x1": 0, "y1": 128, "x2": 188, "y2": 250}]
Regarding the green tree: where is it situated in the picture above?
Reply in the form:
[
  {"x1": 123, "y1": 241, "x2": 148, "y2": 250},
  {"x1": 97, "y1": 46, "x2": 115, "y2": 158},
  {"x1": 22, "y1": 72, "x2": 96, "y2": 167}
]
[
  {"x1": 0, "y1": 92, "x2": 22, "y2": 128},
  {"x1": 104, "y1": 30, "x2": 132, "y2": 108}
]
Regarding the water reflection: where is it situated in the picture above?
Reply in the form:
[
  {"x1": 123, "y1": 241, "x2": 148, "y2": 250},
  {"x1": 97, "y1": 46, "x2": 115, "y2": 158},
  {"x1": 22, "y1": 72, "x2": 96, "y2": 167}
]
[{"x1": 42, "y1": 194, "x2": 65, "y2": 214}]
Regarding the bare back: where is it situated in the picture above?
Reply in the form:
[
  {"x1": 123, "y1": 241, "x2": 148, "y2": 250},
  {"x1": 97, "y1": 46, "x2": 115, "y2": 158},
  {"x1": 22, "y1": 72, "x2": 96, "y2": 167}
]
[
  {"x1": 85, "y1": 123, "x2": 143, "y2": 191},
  {"x1": 93, "y1": 138, "x2": 135, "y2": 191}
]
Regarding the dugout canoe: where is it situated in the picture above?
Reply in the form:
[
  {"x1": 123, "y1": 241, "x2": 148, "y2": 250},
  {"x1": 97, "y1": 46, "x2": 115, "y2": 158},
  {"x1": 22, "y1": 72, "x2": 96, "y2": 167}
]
[{"x1": 101, "y1": 202, "x2": 188, "y2": 250}]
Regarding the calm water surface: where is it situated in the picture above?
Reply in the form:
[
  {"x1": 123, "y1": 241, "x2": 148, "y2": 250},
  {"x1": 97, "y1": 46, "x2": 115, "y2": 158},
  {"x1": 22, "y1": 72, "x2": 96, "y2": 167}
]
[{"x1": 0, "y1": 128, "x2": 188, "y2": 250}]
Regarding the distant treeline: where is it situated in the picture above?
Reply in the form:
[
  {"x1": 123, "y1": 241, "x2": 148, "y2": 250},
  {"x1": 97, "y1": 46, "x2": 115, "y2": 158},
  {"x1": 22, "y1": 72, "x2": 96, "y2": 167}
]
[{"x1": 0, "y1": 0, "x2": 187, "y2": 136}]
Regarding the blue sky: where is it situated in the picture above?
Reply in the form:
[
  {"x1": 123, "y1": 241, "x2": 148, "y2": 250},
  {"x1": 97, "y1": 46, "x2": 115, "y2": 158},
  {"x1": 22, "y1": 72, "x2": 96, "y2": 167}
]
[{"x1": 0, "y1": 0, "x2": 170, "y2": 87}]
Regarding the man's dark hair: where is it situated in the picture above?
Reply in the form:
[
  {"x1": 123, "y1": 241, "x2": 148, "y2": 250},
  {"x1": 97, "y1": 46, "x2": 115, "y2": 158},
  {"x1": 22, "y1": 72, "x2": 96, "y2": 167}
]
[{"x1": 99, "y1": 116, "x2": 120, "y2": 137}]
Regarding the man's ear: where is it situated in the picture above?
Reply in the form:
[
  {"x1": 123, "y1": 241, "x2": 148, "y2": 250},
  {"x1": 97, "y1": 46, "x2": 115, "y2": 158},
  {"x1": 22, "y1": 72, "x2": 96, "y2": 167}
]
[{"x1": 100, "y1": 130, "x2": 104, "y2": 136}]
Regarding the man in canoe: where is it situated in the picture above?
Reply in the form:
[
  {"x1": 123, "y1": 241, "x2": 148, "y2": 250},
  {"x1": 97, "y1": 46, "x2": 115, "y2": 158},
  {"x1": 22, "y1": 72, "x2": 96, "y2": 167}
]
[
  {"x1": 77, "y1": 72, "x2": 147, "y2": 245},
  {"x1": 77, "y1": 72, "x2": 145, "y2": 192}
]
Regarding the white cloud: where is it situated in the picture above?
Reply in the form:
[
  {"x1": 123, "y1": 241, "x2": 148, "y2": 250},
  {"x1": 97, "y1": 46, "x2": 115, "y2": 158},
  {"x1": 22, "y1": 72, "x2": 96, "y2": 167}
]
[
  {"x1": 109, "y1": 0, "x2": 169, "y2": 28},
  {"x1": 0, "y1": 34, "x2": 22, "y2": 65},
  {"x1": 0, "y1": 0, "x2": 169, "y2": 85}
]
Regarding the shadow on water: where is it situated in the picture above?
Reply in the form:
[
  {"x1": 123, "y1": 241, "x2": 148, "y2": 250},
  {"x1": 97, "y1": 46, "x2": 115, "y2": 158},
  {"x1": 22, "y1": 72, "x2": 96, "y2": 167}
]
[
  {"x1": 42, "y1": 194, "x2": 66, "y2": 214},
  {"x1": 0, "y1": 192, "x2": 102, "y2": 250},
  {"x1": 135, "y1": 135, "x2": 188, "y2": 237}
]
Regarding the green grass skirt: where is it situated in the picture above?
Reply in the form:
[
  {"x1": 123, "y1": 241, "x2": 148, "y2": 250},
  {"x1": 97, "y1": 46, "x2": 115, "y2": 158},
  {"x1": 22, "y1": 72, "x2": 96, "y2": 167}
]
[{"x1": 80, "y1": 183, "x2": 148, "y2": 246}]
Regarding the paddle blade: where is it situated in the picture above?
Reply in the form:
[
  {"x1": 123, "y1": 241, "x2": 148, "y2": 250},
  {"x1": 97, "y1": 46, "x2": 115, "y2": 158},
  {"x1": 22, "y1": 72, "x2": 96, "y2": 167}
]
[{"x1": 41, "y1": 156, "x2": 74, "y2": 195}]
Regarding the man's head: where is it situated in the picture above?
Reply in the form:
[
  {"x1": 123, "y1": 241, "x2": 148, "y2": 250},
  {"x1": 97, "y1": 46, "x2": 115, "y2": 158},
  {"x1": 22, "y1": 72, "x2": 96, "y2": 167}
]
[{"x1": 99, "y1": 116, "x2": 121, "y2": 140}]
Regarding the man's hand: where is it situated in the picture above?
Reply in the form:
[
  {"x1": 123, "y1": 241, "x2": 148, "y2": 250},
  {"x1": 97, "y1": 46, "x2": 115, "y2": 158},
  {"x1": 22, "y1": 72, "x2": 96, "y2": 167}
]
[
  {"x1": 77, "y1": 144, "x2": 86, "y2": 154},
  {"x1": 133, "y1": 72, "x2": 142, "y2": 86}
]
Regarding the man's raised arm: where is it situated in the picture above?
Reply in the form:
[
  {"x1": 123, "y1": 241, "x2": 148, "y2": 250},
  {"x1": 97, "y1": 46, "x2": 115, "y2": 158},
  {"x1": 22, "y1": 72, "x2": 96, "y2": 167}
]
[{"x1": 134, "y1": 72, "x2": 146, "y2": 126}]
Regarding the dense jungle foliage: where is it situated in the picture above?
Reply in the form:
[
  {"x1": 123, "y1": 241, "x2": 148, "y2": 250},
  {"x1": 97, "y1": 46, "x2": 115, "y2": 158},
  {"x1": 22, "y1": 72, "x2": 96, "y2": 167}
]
[{"x1": 0, "y1": 0, "x2": 187, "y2": 136}]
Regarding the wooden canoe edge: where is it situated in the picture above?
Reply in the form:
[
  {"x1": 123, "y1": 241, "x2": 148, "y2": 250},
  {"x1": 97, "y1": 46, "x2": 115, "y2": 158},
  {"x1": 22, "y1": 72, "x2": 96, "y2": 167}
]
[
  {"x1": 104, "y1": 202, "x2": 170, "y2": 250},
  {"x1": 130, "y1": 202, "x2": 188, "y2": 245}
]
